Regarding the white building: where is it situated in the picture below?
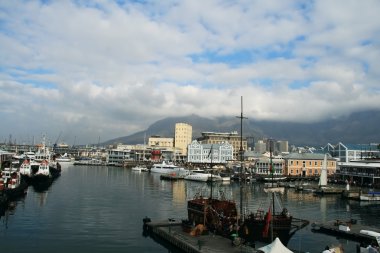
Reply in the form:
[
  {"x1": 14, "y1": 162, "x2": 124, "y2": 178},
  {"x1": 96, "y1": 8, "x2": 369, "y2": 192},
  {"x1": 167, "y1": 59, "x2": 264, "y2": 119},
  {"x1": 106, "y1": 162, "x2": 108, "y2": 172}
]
[
  {"x1": 107, "y1": 149, "x2": 132, "y2": 166},
  {"x1": 187, "y1": 140, "x2": 233, "y2": 164}
]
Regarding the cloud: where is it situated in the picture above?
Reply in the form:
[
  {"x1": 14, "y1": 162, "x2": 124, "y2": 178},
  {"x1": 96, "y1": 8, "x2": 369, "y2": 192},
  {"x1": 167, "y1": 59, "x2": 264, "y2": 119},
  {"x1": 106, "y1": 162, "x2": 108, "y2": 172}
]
[{"x1": 1, "y1": 0, "x2": 380, "y2": 144}]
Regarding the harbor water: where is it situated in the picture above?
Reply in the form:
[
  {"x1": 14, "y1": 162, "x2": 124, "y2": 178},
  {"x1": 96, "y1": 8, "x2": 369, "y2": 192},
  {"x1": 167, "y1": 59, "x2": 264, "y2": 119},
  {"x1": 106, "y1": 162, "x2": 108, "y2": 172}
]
[{"x1": 1, "y1": 164, "x2": 379, "y2": 253}]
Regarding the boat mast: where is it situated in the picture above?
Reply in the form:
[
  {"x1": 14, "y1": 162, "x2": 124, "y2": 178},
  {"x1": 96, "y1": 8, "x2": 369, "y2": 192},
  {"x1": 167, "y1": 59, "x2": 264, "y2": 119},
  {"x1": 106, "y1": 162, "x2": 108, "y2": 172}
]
[
  {"x1": 270, "y1": 140, "x2": 274, "y2": 242},
  {"x1": 210, "y1": 144, "x2": 213, "y2": 201},
  {"x1": 236, "y1": 96, "x2": 247, "y2": 223}
]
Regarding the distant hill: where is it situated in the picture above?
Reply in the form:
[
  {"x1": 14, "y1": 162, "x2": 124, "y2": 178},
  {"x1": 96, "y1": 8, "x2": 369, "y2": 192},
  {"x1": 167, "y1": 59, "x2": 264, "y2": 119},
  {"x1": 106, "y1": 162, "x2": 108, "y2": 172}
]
[{"x1": 104, "y1": 110, "x2": 380, "y2": 147}]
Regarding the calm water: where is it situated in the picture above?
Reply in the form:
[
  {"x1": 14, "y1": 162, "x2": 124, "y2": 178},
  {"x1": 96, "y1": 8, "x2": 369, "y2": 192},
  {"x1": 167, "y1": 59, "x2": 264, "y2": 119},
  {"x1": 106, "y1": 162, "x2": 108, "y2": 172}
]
[{"x1": 1, "y1": 165, "x2": 379, "y2": 253}]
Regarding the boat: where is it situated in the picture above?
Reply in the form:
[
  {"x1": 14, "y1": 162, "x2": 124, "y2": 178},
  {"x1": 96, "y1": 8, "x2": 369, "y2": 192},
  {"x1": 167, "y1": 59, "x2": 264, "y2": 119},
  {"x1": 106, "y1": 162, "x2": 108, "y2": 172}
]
[
  {"x1": 184, "y1": 168, "x2": 222, "y2": 182},
  {"x1": 0, "y1": 167, "x2": 28, "y2": 200},
  {"x1": 132, "y1": 165, "x2": 149, "y2": 172},
  {"x1": 55, "y1": 153, "x2": 73, "y2": 163},
  {"x1": 184, "y1": 189, "x2": 239, "y2": 237},
  {"x1": 314, "y1": 154, "x2": 343, "y2": 195},
  {"x1": 150, "y1": 161, "x2": 188, "y2": 175},
  {"x1": 31, "y1": 159, "x2": 54, "y2": 191},
  {"x1": 240, "y1": 144, "x2": 294, "y2": 245},
  {"x1": 359, "y1": 192, "x2": 380, "y2": 201},
  {"x1": 73, "y1": 158, "x2": 104, "y2": 166},
  {"x1": 19, "y1": 159, "x2": 40, "y2": 184},
  {"x1": 34, "y1": 139, "x2": 52, "y2": 162}
]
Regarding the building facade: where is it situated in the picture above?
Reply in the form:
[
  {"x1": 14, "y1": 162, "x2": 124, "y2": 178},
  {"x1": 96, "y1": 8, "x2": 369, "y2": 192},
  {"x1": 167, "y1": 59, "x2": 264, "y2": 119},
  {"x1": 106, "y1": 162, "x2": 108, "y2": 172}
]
[
  {"x1": 148, "y1": 136, "x2": 174, "y2": 148},
  {"x1": 284, "y1": 153, "x2": 336, "y2": 177},
  {"x1": 187, "y1": 140, "x2": 233, "y2": 164},
  {"x1": 196, "y1": 131, "x2": 247, "y2": 160},
  {"x1": 174, "y1": 123, "x2": 192, "y2": 155},
  {"x1": 253, "y1": 157, "x2": 285, "y2": 176}
]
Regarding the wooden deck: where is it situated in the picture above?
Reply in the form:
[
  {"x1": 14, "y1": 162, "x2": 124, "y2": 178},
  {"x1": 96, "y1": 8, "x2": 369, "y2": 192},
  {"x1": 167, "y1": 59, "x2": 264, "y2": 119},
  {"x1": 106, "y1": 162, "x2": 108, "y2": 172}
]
[
  {"x1": 311, "y1": 220, "x2": 380, "y2": 244},
  {"x1": 143, "y1": 218, "x2": 311, "y2": 253}
]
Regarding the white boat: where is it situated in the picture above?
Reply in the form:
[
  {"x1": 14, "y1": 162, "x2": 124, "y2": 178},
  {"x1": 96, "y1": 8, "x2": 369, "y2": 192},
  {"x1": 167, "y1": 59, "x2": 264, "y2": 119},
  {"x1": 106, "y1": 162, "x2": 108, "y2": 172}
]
[
  {"x1": 55, "y1": 153, "x2": 74, "y2": 163},
  {"x1": 184, "y1": 169, "x2": 222, "y2": 182},
  {"x1": 360, "y1": 193, "x2": 380, "y2": 201},
  {"x1": 150, "y1": 161, "x2": 188, "y2": 175},
  {"x1": 132, "y1": 165, "x2": 149, "y2": 172},
  {"x1": 19, "y1": 159, "x2": 40, "y2": 181}
]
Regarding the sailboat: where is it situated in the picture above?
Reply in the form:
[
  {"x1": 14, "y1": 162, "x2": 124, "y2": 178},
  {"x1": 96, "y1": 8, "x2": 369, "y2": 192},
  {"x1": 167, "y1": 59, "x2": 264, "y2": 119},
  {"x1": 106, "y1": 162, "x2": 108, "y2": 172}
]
[
  {"x1": 314, "y1": 154, "x2": 342, "y2": 195},
  {"x1": 240, "y1": 141, "x2": 295, "y2": 245},
  {"x1": 185, "y1": 144, "x2": 238, "y2": 236}
]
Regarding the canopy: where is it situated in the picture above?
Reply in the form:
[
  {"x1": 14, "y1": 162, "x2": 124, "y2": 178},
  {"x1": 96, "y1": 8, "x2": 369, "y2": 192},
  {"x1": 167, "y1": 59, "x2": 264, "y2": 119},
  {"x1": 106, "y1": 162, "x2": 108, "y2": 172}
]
[{"x1": 258, "y1": 237, "x2": 293, "y2": 253}]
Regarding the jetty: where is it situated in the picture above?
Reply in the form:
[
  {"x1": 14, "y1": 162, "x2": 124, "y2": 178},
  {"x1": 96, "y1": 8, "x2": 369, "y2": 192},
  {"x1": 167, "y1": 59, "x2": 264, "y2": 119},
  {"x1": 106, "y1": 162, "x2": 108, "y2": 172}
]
[
  {"x1": 311, "y1": 220, "x2": 380, "y2": 244},
  {"x1": 143, "y1": 218, "x2": 311, "y2": 253},
  {"x1": 143, "y1": 219, "x2": 263, "y2": 253}
]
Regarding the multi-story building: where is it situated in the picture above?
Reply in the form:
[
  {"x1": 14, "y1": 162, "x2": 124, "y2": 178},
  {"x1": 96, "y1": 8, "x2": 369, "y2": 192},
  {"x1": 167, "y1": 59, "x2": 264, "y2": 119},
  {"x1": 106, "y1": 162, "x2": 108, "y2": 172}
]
[
  {"x1": 284, "y1": 153, "x2": 336, "y2": 177},
  {"x1": 254, "y1": 140, "x2": 267, "y2": 154},
  {"x1": 276, "y1": 140, "x2": 289, "y2": 154},
  {"x1": 148, "y1": 136, "x2": 174, "y2": 148},
  {"x1": 174, "y1": 123, "x2": 192, "y2": 155},
  {"x1": 107, "y1": 148, "x2": 132, "y2": 166},
  {"x1": 253, "y1": 156, "x2": 285, "y2": 176},
  {"x1": 197, "y1": 131, "x2": 247, "y2": 160},
  {"x1": 337, "y1": 160, "x2": 380, "y2": 187},
  {"x1": 187, "y1": 140, "x2": 233, "y2": 164}
]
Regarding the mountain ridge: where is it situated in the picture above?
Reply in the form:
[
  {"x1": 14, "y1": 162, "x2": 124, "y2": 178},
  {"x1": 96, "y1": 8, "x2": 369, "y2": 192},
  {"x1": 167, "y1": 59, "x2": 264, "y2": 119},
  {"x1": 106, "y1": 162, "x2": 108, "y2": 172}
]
[{"x1": 104, "y1": 110, "x2": 380, "y2": 147}]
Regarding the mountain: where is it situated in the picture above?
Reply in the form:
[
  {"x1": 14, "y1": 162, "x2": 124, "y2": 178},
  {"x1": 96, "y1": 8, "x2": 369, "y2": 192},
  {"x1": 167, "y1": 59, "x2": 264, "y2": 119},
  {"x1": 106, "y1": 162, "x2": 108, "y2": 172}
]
[{"x1": 104, "y1": 110, "x2": 380, "y2": 147}]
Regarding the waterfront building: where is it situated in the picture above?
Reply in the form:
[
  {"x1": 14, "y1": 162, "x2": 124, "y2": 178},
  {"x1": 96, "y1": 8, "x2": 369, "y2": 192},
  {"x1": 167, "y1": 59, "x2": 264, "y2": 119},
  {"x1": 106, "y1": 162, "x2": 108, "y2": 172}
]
[
  {"x1": 284, "y1": 153, "x2": 336, "y2": 177},
  {"x1": 322, "y1": 142, "x2": 380, "y2": 163},
  {"x1": 148, "y1": 136, "x2": 174, "y2": 148},
  {"x1": 107, "y1": 148, "x2": 132, "y2": 166},
  {"x1": 187, "y1": 140, "x2": 233, "y2": 164},
  {"x1": 253, "y1": 156, "x2": 285, "y2": 176},
  {"x1": 174, "y1": 123, "x2": 192, "y2": 156},
  {"x1": 196, "y1": 131, "x2": 246, "y2": 160},
  {"x1": 337, "y1": 160, "x2": 380, "y2": 187}
]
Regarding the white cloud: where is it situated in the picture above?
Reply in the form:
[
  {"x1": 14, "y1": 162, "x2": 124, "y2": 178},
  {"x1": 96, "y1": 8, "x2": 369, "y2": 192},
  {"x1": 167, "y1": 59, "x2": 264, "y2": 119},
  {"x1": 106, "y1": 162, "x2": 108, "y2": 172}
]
[{"x1": 0, "y1": 0, "x2": 380, "y2": 144}]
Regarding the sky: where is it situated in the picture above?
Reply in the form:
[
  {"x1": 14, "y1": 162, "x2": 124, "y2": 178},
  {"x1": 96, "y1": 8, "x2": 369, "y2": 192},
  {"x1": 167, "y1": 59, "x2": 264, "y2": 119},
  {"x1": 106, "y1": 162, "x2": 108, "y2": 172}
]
[{"x1": 1, "y1": 0, "x2": 380, "y2": 145}]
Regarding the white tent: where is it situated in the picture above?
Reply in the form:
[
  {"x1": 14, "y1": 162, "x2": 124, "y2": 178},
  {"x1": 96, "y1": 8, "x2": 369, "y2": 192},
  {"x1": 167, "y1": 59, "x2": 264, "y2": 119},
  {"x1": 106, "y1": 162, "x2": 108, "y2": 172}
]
[{"x1": 257, "y1": 237, "x2": 294, "y2": 253}]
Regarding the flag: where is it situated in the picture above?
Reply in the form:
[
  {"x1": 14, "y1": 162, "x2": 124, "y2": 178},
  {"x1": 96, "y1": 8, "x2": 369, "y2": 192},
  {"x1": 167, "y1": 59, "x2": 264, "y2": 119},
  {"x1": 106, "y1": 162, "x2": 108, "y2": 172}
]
[{"x1": 262, "y1": 206, "x2": 272, "y2": 238}]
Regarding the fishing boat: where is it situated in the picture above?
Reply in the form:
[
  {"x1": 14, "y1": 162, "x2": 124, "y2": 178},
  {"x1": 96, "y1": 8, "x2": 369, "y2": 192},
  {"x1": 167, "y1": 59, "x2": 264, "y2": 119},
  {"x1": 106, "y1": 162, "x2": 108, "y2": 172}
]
[
  {"x1": 31, "y1": 159, "x2": 55, "y2": 191},
  {"x1": 0, "y1": 167, "x2": 28, "y2": 200},
  {"x1": 19, "y1": 159, "x2": 40, "y2": 184}
]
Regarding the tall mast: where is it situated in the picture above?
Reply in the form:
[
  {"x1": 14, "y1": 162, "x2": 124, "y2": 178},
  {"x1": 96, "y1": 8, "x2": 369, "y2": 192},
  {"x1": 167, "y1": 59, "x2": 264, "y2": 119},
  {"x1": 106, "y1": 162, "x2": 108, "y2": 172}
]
[
  {"x1": 236, "y1": 96, "x2": 247, "y2": 223},
  {"x1": 270, "y1": 139, "x2": 274, "y2": 242}
]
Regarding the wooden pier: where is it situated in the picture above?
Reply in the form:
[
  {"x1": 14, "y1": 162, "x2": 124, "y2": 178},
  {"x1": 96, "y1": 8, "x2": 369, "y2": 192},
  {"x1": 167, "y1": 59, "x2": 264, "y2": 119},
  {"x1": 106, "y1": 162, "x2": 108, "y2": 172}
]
[
  {"x1": 143, "y1": 218, "x2": 310, "y2": 253},
  {"x1": 143, "y1": 219, "x2": 265, "y2": 253},
  {"x1": 311, "y1": 220, "x2": 380, "y2": 244}
]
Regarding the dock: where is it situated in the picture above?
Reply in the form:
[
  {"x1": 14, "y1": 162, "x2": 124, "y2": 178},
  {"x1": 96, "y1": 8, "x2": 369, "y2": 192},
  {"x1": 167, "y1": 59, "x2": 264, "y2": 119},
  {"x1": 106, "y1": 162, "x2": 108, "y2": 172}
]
[
  {"x1": 311, "y1": 220, "x2": 380, "y2": 244},
  {"x1": 143, "y1": 218, "x2": 266, "y2": 253},
  {"x1": 143, "y1": 218, "x2": 311, "y2": 253}
]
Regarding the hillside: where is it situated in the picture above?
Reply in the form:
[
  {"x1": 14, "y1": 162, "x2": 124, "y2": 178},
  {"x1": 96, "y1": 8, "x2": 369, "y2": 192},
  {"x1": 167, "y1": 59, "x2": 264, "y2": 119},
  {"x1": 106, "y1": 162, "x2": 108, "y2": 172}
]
[{"x1": 104, "y1": 110, "x2": 380, "y2": 147}]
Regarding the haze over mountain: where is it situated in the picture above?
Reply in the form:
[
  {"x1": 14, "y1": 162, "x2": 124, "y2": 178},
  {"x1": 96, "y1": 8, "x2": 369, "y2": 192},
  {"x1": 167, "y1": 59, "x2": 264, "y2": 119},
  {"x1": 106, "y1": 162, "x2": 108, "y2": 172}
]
[{"x1": 105, "y1": 110, "x2": 380, "y2": 147}]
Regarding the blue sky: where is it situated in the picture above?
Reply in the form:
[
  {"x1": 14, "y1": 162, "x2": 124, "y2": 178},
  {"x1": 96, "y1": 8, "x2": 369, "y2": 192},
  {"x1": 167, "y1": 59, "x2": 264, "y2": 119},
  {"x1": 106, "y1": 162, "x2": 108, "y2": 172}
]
[{"x1": 0, "y1": 0, "x2": 379, "y2": 145}]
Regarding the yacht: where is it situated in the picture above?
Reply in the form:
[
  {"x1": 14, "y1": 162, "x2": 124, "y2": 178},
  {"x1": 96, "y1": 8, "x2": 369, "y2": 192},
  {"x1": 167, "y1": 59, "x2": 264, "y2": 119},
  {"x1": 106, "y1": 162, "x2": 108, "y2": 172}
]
[
  {"x1": 150, "y1": 161, "x2": 188, "y2": 175},
  {"x1": 184, "y1": 169, "x2": 222, "y2": 182}
]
